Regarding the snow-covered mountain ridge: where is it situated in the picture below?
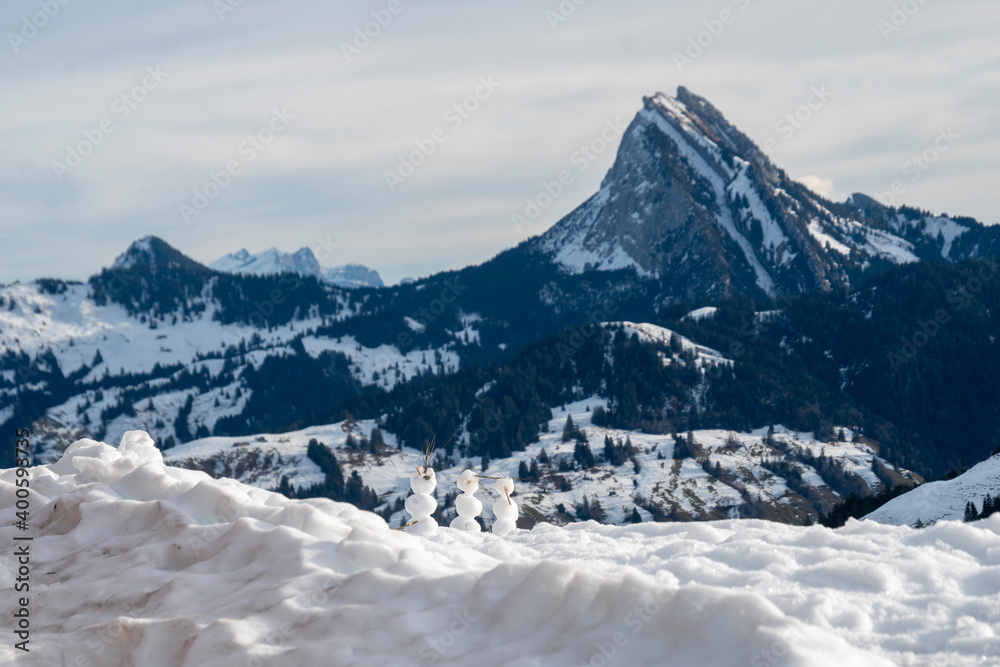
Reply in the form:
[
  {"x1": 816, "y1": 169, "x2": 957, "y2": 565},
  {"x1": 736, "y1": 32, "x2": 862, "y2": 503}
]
[
  {"x1": 2, "y1": 431, "x2": 996, "y2": 665},
  {"x1": 210, "y1": 246, "x2": 384, "y2": 288}
]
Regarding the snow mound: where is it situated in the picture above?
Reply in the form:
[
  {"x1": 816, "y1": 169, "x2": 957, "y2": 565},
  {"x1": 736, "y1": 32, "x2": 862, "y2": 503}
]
[
  {"x1": 3, "y1": 432, "x2": 999, "y2": 665},
  {"x1": 865, "y1": 453, "x2": 1000, "y2": 526},
  {"x1": 683, "y1": 306, "x2": 718, "y2": 322},
  {"x1": 607, "y1": 321, "x2": 733, "y2": 368}
]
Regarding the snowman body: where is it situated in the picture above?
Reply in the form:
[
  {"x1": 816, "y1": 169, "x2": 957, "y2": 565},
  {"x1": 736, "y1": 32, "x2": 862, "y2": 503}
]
[
  {"x1": 449, "y1": 469, "x2": 482, "y2": 532},
  {"x1": 405, "y1": 467, "x2": 439, "y2": 536},
  {"x1": 491, "y1": 477, "x2": 518, "y2": 536}
]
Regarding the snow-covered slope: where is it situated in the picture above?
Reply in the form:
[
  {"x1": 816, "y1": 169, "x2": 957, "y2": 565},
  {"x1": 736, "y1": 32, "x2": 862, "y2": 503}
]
[
  {"x1": 167, "y1": 399, "x2": 919, "y2": 527},
  {"x1": 865, "y1": 453, "x2": 1000, "y2": 526},
  {"x1": 3, "y1": 432, "x2": 998, "y2": 665},
  {"x1": 610, "y1": 321, "x2": 732, "y2": 369},
  {"x1": 210, "y1": 247, "x2": 383, "y2": 288}
]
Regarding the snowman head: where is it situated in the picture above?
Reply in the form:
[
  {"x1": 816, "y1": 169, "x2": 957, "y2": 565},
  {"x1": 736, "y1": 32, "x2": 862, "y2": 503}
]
[
  {"x1": 457, "y1": 469, "x2": 479, "y2": 493},
  {"x1": 493, "y1": 476, "x2": 515, "y2": 498},
  {"x1": 410, "y1": 467, "x2": 437, "y2": 494}
]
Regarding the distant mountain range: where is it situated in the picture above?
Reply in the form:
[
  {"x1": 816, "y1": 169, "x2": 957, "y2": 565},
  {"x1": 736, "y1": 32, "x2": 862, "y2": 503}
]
[
  {"x1": 209, "y1": 246, "x2": 383, "y2": 288},
  {"x1": 4, "y1": 87, "x2": 999, "y2": 525}
]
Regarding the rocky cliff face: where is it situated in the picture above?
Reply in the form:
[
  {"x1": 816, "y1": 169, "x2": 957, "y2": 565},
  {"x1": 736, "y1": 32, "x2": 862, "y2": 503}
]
[{"x1": 527, "y1": 87, "x2": 1000, "y2": 307}]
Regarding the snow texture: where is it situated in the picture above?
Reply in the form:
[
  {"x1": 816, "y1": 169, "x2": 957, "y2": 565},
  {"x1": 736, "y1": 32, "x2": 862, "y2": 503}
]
[{"x1": 2, "y1": 432, "x2": 998, "y2": 665}]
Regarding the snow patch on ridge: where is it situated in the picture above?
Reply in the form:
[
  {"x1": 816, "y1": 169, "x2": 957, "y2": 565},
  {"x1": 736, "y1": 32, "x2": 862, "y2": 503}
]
[{"x1": 542, "y1": 188, "x2": 654, "y2": 277}]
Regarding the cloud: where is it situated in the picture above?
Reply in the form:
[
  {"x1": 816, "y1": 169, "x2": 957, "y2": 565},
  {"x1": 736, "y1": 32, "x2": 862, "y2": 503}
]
[
  {"x1": 0, "y1": 0, "x2": 997, "y2": 284},
  {"x1": 799, "y1": 176, "x2": 837, "y2": 200}
]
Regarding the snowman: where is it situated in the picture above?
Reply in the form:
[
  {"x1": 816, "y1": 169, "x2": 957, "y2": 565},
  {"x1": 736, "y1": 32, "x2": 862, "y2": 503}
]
[
  {"x1": 449, "y1": 469, "x2": 482, "y2": 532},
  {"x1": 491, "y1": 476, "x2": 518, "y2": 536},
  {"x1": 405, "y1": 465, "x2": 439, "y2": 536}
]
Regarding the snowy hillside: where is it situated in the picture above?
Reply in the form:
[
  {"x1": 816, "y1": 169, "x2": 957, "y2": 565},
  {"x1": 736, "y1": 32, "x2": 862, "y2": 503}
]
[
  {"x1": 210, "y1": 247, "x2": 384, "y2": 288},
  {"x1": 167, "y1": 398, "x2": 919, "y2": 527},
  {"x1": 0, "y1": 279, "x2": 462, "y2": 462},
  {"x1": 865, "y1": 453, "x2": 1000, "y2": 526},
  {"x1": 2, "y1": 432, "x2": 997, "y2": 665}
]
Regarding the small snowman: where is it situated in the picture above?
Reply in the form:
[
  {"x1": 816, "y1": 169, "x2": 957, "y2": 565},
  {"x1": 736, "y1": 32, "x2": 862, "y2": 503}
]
[
  {"x1": 405, "y1": 465, "x2": 439, "y2": 536},
  {"x1": 491, "y1": 476, "x2": 518, "y2": 536},
  {"x1": 449, "y1": 469, "x2": 482, "y2": 532}
]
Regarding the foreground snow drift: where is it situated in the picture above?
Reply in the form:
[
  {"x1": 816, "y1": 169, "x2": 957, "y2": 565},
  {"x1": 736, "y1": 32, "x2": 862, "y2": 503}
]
[{"x1": 2, "y1": 433, "x2": 998, "y2": 666}]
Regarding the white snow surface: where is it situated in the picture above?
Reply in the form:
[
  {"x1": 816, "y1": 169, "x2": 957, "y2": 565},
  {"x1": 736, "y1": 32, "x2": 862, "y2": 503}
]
[
  {"x1": 865, "y1": 453, "x2": 1000, "y2": 527},
  {"x1": 3, "y1": 431, "x2": 999, "y2": 665}
]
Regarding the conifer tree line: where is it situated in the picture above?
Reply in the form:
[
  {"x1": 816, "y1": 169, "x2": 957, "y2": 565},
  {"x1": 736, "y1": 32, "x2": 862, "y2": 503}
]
[{"x1": 964, "y1": 493, "x2": 1000, "y2": 522}]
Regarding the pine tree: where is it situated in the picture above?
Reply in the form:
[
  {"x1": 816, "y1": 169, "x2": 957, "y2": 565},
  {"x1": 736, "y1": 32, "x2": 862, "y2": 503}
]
[
  {"x1": 574, "y1": 442, "x2": 595, "y2": 468},
  {"x1": 562, "y1": 415, "x2": 576, "y2": 442},
  {"x1": 964, "y1": 501, "x2": 980, "y2": 523},
  {"x1": 982, "y1": 494, "x2": 997, "y2": 518}
]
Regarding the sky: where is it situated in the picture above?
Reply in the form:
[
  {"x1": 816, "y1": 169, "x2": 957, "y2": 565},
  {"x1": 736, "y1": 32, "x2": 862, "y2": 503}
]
[{"x1": 0, "y1": 0, "x2": 998, "y2": 285}]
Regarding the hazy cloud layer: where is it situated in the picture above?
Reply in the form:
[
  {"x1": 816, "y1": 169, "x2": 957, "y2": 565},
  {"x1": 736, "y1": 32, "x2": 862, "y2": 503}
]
[{"x1": 1, "y1": 0, "x2": 997, "y2": 284}]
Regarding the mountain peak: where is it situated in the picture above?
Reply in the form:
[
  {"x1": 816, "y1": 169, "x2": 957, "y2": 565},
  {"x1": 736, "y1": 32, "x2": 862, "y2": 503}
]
[
  {"x1": 110, "y1": 236, "x2": 206, "y2": 273},
  {"x1": 528, "y1": 87, "x2": 999, "y2": 307}
]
